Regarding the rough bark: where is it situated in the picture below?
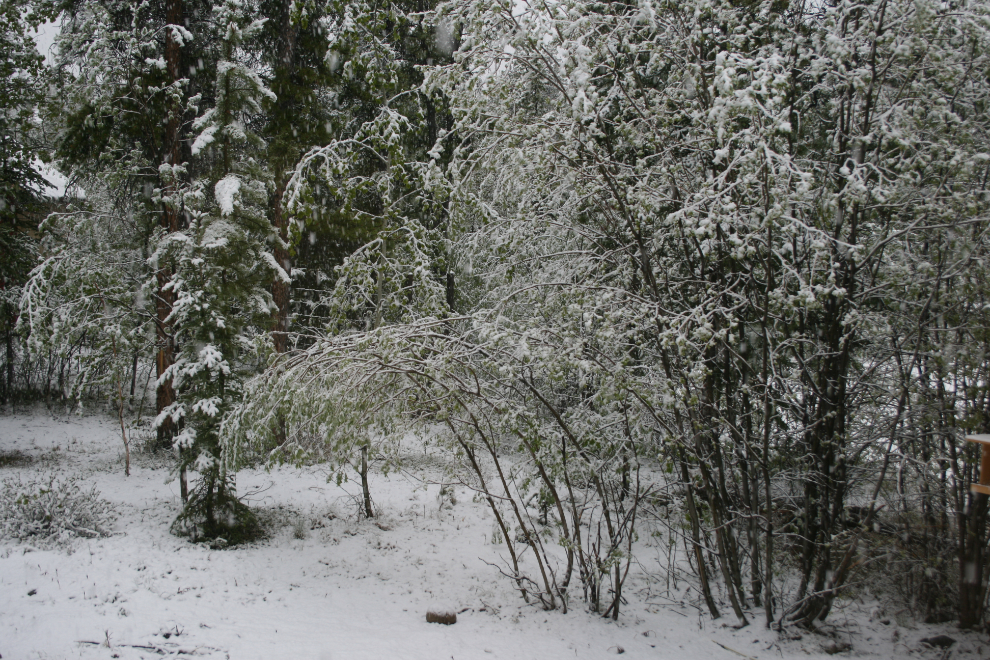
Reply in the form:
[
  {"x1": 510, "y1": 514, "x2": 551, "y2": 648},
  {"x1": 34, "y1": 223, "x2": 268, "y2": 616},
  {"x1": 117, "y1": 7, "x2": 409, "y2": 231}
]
[
  {"x1": 269, "y1": 4, "x2": 298, "y2": 354},
  {"x1": 271, "y1": 176, "x2": 290, "y2": 353},
  {"x1": 155, "y1": 0, "x2": 183, "y2": 451},
  {"x1": 3, "y1": 320, "x2": 13, "y2": 405}
]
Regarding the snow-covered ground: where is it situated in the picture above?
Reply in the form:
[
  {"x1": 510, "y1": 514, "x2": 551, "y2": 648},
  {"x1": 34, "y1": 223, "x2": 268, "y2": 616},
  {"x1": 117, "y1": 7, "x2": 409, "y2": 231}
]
[{"x1": 1, "y1": 408, "x2": 986, "y2": 660}]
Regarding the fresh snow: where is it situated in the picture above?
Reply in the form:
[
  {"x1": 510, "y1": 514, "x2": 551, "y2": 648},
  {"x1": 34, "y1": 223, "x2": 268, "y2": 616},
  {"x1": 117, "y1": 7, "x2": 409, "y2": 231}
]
[
  {"x1": 214, "y1": 175, "x2": 241, "y2": 217},
  {"x1": 1, "y1": 409, "x2": 985, "y2": 660}
]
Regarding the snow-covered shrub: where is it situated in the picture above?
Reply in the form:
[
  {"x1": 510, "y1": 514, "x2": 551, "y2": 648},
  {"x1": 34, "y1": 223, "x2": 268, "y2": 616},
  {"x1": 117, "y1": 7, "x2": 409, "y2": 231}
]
[
  {"x1": 226, "y1": 0, "x2": 990, "y2": 628},
  {"x1": 0, "y1": 474, "x2": 116, "y2": 548},
  {"x1": 169, "y1": 484, "x2": 263, "y2": 547}
]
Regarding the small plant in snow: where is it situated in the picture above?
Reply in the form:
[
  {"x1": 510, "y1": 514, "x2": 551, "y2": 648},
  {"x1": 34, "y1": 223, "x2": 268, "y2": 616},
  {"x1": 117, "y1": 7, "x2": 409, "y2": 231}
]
[
  {"x1": 291, "y1": 517, "x2": 308, "y2": 540},
  {"x1": 0, "y1": 474, "x2": 116, "y2": 548}
]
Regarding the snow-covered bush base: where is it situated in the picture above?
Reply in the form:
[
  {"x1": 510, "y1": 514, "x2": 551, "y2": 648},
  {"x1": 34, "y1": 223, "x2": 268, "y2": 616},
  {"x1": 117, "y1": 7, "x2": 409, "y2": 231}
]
[
  {"x1": 0, "y1": 474, "x2": 116, "y2": 548},
  {"x1": 169, "y1": 480, "x2": 263, "y2": 548}
]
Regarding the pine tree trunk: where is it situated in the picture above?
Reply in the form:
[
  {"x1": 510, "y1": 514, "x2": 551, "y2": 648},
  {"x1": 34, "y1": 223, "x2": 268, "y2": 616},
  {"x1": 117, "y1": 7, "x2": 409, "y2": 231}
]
[
  {"x1": 269, "y1": 3, "x2": 298, "y2": 355},
  {"x1": 958, "y1": 493, "x2": 989, "y2": 628},
  {"x1": 267, "y1": 64, "x2": 292, "y2": 452},
  {"x1": 761, "y1": 232, "x2": 775, "y2": 628},
  {"x1": 130, "y1": 347, "x2": 138, "y2": 399},
  {"x1": 155, "y1": 0, "x2": 183, "y2": 451},
  {"x1": 270, "y1": 176, "x2": 290, "y2": 353},
  {"x1": 3, "y1": 320, "x2": 13, "y2": 405}
]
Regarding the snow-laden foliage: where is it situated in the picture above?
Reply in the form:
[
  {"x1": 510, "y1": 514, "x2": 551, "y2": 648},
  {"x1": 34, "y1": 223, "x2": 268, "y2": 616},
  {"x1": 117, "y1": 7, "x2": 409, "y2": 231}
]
[
  {"x1": 20, "y1": 191, "x2": 149, "y2": 405},
  {"x1": 16, "y1": 0, "x2": 990, "y2": 630},
  {"x1": 227, "y1": 0, "x2": 990, "y2": 626},
  {"x1": 1, "y1": 0, "x2": 48, "y2": 403},
  {"x1": 285, "y1": 105, "x2": 454, "y2": 335},
  {"x1": 190, "y1": 4, "x2": 274, "y2": 160},
  {"x1": 422, "y1": 0, "x2": 990, "y2": 626},
  {"x1": 0, "y1": 0, "x2": 47, "y2": 216},
  {"x1": 42, "y1": 0, "x2": 203, "y2": 182},
  {"x1": 319, "y1": 221, "x2": 449, "y2": 332},
  {"x1": 225, "y1": 311, "x2": 649, "y2": 613},
  {"x1": 162, "y1": 0, "x2": 278, "y2": 544},
  {"x1": 19, "y1": 182, "x2": 151, "y2": 473},
  {"x1": 280, "y1": 0, "x2": 458, "y2": 337},
  {"x1": 224, "y1": 0, "x2": 457, "y2": 488},
  {"x1": 22, "y1": 1, "x2": 225, "y2": 456},
  {"x1": 20, "y1": 0, "x2": 277, "y2": 539},
  {"x1": 0, "y1": 474, "x2": 116, "y2": 548}
]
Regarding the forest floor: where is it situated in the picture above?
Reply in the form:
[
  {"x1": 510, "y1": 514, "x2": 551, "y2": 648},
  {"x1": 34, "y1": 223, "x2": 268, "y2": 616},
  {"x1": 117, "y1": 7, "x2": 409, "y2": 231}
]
[{"x1": 1, "y1": 407, "x2": 987, "y2": 660}]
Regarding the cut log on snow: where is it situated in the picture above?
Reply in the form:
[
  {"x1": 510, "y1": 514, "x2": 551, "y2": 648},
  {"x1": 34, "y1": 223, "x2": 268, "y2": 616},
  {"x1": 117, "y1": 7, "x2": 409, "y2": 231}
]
[{"x1": 426, "y1": 610, "x2": 457, "y2": 625}]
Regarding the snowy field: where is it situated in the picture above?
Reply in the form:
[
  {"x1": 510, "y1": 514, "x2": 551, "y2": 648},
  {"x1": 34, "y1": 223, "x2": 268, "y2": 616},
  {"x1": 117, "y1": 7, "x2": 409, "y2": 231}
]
[{"x1": 1, "y1": 408, "x2": 986, "y2": 660}]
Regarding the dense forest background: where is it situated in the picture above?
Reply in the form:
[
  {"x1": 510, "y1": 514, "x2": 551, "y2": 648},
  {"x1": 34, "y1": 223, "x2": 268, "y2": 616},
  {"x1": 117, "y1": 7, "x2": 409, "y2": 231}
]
[{"x1": 3, "y1": 0, "x2": 990, "y2": 631}]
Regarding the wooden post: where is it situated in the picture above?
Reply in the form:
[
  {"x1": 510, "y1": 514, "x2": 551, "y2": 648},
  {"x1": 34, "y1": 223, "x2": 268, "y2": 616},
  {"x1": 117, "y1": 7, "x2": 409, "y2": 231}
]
[{"x1": 965, "y1": 435, "x2": 990, "y2": 496}]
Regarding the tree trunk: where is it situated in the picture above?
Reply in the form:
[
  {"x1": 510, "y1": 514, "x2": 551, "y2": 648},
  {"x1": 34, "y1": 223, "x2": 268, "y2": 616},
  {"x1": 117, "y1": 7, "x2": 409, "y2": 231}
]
[
  {"x1": 361, "y1": 444, "x2": 373, "y2": 518},
  {"x1": 271, "y1": 175, "x2": 290, "y2": 353},
  {"x1": 958, "y1": 491, "x2": 989, "y2": 628},
  {"x1": 269, "y1": 3, "x2": 298, "y2": 354},
  {"x1": 679, "y1": 449, "x2": 720, "y2": 619},
  {"x1": 129, "y1": 347, "x2": 139, "y2": 400},
  {"x1": 3, "y1": 321, "x2": 13, "y2": 405},
  {"x1": 155, "y1": 0, "x2": 183, "y2": 451},
  {"x1": 117, "y1": 380, "x2": 130, "y2": 477},
  {"x1": 180, "y1": 465, "x2": 188, "y2": 503},
  {"x1": 761, "y1": 229, "x2": 776, "y2": 628},
  {"x1": 263, "y1": 6, "x2": 294, "y2": 458}
]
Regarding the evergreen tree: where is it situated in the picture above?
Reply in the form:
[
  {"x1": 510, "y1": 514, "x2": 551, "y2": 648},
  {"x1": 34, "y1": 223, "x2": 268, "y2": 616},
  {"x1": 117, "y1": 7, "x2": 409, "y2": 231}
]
[
  {"x1": 42, "y1": 0, "x2": 218, "y2": 449},
  {"x1": 165, "y1": 0, "x2": 278, "y2": 543},
  {"x1": 0, "y1": 0, "x2": 47, "y2": 403},
  {"x1": 223, "y1": 0, "x2": 459, "y2": 520},
  {"x1": 283, "y1": 0, "x2": 459, "y2": 327},
  {"x1": 254, "y1": 0, "x2": 335, "y2": 352}
]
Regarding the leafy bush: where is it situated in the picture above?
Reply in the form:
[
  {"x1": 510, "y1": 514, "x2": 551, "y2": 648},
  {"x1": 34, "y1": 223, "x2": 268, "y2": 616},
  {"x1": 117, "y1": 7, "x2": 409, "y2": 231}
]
[{"x1": 0, "y1": 474, "x2": 116, "y2": 548}]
